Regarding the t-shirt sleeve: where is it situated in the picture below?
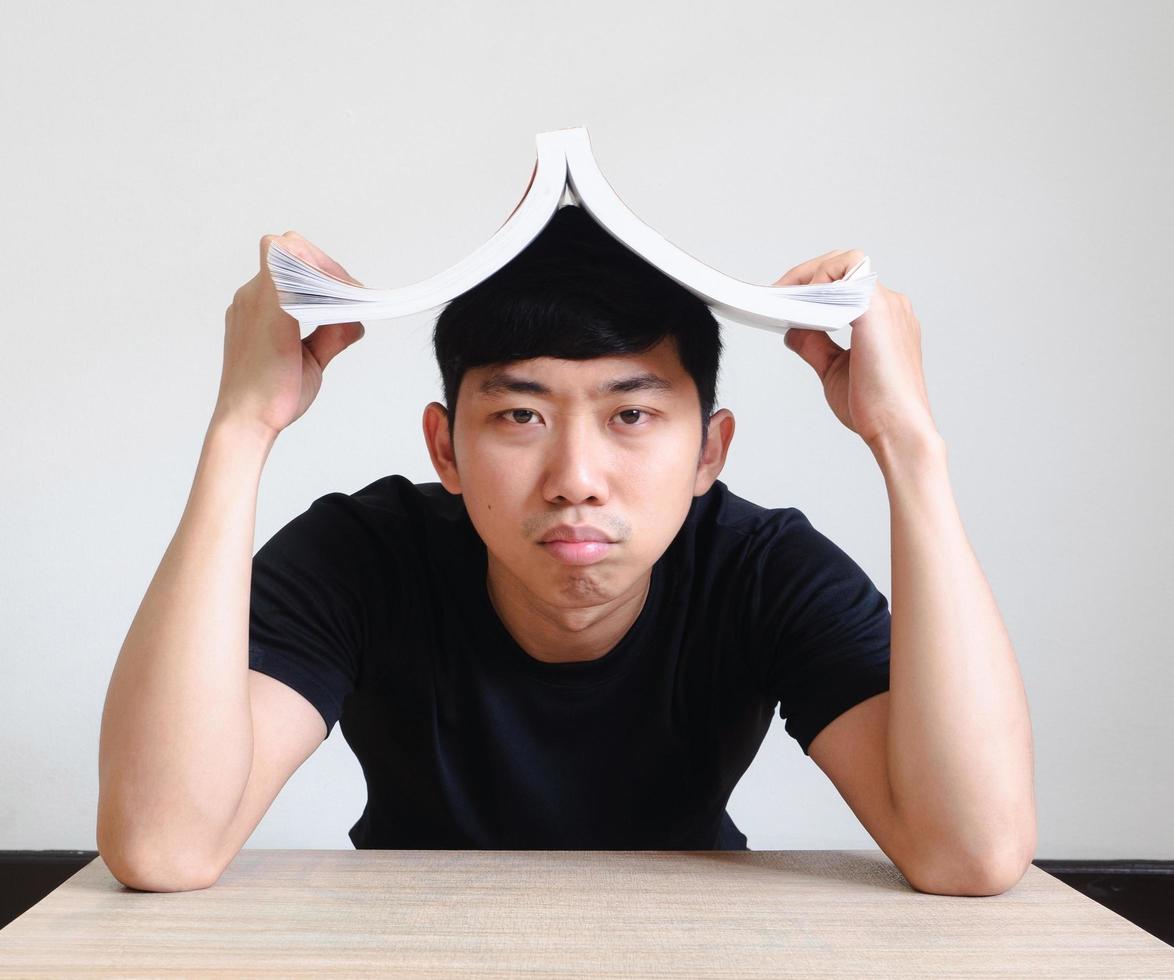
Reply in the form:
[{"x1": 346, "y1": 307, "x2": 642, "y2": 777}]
[
  {"x1": 742, "y1": 507, "x2": 891, "y2": 756},
  {"x1": 248, "y1": 492, "x2": 375, "y2": 740}
]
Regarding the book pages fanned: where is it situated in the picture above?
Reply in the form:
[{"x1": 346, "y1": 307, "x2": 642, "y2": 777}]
[{"x1": 268, "y1": 126, "x2": 877, "y2": 335}]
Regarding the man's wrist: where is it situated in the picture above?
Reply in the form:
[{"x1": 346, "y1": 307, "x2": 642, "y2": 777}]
[
  {"x1": 207, "y1": 407, "x2": 281, "y2": 454},
  {"x1": 867, "y1": 426, "x2": 948, "y2": 479}
]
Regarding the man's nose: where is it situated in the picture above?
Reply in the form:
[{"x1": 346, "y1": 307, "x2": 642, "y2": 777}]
[{"x1": 542, "y1": 415, "x2": 611, "y2": 505}]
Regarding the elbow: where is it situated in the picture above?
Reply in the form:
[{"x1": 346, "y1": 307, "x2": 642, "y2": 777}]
[
  {"x1": 96, "y1": 800, "x2": 228, "y2": 893},
  {"x1": 903, "y1": 828, "x2": 1037, "y2": 898},
  {"x1": 897, "y1": 793, "x2": 1038, "y2": 897},
  {"x1": 907, "y1": 854, "x2": 1032, "y2": 897},
  {"x1": 99, "y1": 845, "x2": 223, "y2": 893},
  {"x1": 96, "y1": 822, "x2": 223, "y2": 893},
  {"x1": 901, "y1": 845, "x2": 1033, "y2": 896}
]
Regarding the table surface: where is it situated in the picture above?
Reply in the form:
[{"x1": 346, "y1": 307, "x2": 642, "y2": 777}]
[{"x1": 0, "y1": 849, "x2": 1171, "y2": 978}]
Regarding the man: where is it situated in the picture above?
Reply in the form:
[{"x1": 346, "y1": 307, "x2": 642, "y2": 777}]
[{"x1": 97, "y1": 206, "x2": 1035, "y2": 896}]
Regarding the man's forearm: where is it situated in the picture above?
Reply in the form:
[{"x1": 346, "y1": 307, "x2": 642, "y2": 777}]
[
  {"x1": 871, "y1": 430, "x2": 1036, "y2": 888},
  {"x1": 97, "y1": 412, "x2": 275, "y2": 888}
]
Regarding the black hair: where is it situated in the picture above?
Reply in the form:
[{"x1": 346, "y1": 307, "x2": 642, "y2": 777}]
[{"x1": 432, "y1": 203, "x2": 723, "y2": 456}]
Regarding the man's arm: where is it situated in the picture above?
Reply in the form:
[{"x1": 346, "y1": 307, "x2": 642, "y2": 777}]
[
  {"x1": 97, "y1": 414, "x2": 276, "y2": 889},
  {"x1": 97, "y1": 232, "x2": 366, "y2": 890},
  {"x1": 808, "y1": 431, "x2": 1036, "y2": 897},
  {"x1": 779, "y1": 250, "x2": 1036, "y2": 896},
  {"x1": 877, "y1": 430, "x2": 1035, "y2": 890}
]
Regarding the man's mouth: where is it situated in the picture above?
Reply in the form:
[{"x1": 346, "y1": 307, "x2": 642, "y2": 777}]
[{"x1": 540, "y1": 540, "x2": 613, "y2": 565}]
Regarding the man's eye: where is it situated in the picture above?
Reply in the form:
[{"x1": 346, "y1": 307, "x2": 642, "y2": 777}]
[{"x1": 496, "y1": 409, "x2": 651, "y2": 426}]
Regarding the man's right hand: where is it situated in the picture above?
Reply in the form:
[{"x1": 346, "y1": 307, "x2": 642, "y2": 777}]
[{"x1": 213, "y1": 231, "x2": 366, "y2": 439}]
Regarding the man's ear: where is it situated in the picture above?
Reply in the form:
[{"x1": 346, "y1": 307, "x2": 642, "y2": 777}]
[
  {"x1": 423, "y1": 402, "x2": 462, "y2": 494},
  {"x1": 693, "y1": 408, "x2": 735, "y2": 497}
]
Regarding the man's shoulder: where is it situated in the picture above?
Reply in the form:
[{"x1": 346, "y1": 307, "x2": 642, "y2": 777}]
[
  {"x1": 689, "y1": 478, "x2": 810, "y2": 545},
  {"x1": 686, "y1": 481, "x2": 869, "y2": 609},
  {"x1": 281, "y1": 474, "x2": 465, "y2": 531},
  {"x1": 259, "y1": 474, "x2": 471, "y2": 567},
  {"x1": 345, "y1": 474, "x2": 468, "y2": 525}
]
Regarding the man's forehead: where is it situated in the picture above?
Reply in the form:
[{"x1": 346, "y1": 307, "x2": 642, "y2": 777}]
[{"x1": 473, "y1": 367, "x2": 677, "y2": 401}]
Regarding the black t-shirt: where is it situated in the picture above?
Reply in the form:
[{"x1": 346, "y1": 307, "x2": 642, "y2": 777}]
[{"x1": 248, "y1": 475, "x2": 891, "y2": 851}]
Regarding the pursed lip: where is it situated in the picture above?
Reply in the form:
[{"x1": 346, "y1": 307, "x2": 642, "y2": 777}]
[{"x1": 539, "y1": 524, "x2": 614, "y2": 543}]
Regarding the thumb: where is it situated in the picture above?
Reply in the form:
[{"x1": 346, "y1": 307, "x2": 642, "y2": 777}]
[
  {"x1": 784, "y1": 327, "x2": 844, "y2": 382},
  {"x1": 304, "y1": 320, "x2": 365, "y2": 371}
]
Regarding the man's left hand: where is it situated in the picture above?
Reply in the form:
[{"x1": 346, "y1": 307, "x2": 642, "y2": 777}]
[{"x1": 776, "y1": 249, "x2": 940, "y2": 453}]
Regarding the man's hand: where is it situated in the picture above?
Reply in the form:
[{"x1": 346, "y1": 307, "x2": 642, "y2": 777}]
[
  {"x1": 776, "y1": 249, "x2": 939, "y2": 454},
  {"x1": 215, "y1": 231, "x2": 366, "y2": 440}
]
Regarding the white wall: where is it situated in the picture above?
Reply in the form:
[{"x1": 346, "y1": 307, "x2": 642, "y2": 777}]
[{"x1": 2, "y1": 1, "x2": 1170, "y2": 859}]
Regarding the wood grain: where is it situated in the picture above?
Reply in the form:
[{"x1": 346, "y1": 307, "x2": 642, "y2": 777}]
[{"x1": 0, "y1": 849, "x2": 1171, "y2": 977}]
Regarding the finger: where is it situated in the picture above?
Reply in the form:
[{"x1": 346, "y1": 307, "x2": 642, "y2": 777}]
[
  {"x1": 773, "y1": 250, "x2": 842, "y2": 287},
  {"x1": 263, "y1": 231, "x2": 364, "y2": 286},
  {"x1": 286, "y1": 232, "x2": 364, "y2": 286},
  {"x1": 259, "y1": 233, "x2": 281, "y2": 274},
  {"x1": 774, "y1": 248, "x2": 866, "y2": 287},
  {"x1": 783, "y1": 326, "x2": 845, "y2": 382},
  {"x1": 303, "y1": 320, "x2": 366, "y2": 370}
]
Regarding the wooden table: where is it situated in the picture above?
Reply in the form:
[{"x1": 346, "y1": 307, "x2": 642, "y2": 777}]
[{"x1": 1, "y1": 849, "x2": 1171, "y2": 977}]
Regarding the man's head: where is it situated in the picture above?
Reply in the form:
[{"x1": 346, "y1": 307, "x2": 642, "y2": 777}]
[{"x1": 422, "y1": 204, "x2": 735, "y2": 611}]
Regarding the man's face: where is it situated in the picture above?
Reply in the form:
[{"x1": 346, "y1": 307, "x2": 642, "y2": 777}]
[{"x1": 423, "y1": 337, "x2": 732, "y2": 610}]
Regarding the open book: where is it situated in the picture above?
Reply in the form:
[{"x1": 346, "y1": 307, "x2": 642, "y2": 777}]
[{"x1": 266, "y1": 126, "x2": 877, "y2": 335}]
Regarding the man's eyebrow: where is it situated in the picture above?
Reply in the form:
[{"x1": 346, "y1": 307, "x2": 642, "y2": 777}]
[{"x1": 475, "y1": 371, "x2": 675, "y2": 399}]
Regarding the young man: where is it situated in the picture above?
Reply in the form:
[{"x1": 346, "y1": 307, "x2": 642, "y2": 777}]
[{"x1": 97, "y1": 206, "x2": 1035, "y2": 896}]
